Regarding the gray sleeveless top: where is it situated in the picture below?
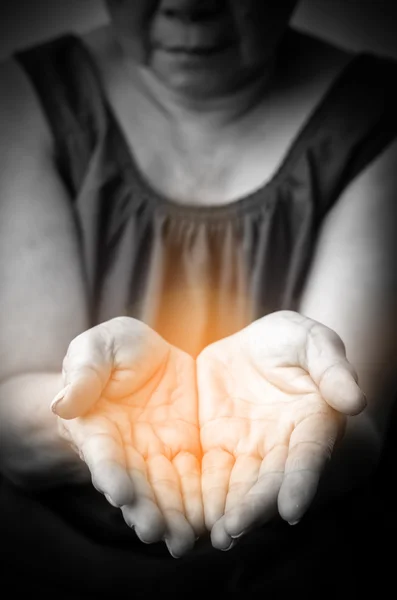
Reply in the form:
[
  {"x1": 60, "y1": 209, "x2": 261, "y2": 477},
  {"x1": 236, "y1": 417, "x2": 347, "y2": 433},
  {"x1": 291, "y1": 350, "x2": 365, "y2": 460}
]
[{"x1": 15, "y1": 32, "x2": 397, "y2": 357}]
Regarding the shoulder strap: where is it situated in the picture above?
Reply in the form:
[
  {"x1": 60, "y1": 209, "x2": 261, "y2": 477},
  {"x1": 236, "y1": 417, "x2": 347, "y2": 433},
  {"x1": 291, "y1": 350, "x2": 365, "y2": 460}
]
[
  {"x1": 287, "y1": 51, "x2": 397, "y2": 222},
  {"x1": 15, "y1": 34, "x2": 108, "y2": 197}
]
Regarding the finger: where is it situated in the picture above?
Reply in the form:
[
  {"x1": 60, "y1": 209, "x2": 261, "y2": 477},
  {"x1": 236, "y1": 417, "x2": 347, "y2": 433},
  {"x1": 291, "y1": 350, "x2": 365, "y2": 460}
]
[
  {"x1": 51, "y1": 329, "x2": 113, "y2": 419},
  {"x1": 201, "y1": 449, "x2": 235, "y2": 531},
  {"x1": 148, "y1": 454, "x2": 196, "y2": 558},
  {"x1": 173, "y1": 452, "x2": 205, "y2": 537},
  {"x1": 63, "y1": 414, "x2": 134, "y2": 507},
  {"x1": 278, "y1": 413, "x2": 340, "y2": 524},
  {"x1": 318, "y1": 362, "x2": 365, "y2": 416},
  {"x1": 210, "y1": 454, "x2": 261, "y2": 552},
  {"x1": 306, "y1": 326, "x2": 366, "y2": 416},
  {"x1": 75, "y1": 424, "x2": 135, "y2": 507},
  {"x1": 222, "y1": 443, "x2": 287, "y2": 539},
  {"x1": 210, "y1": 518, "x2": 238, "y2": 552},
  {"x1": 121, "y1": 447, "x2": 165, "y2": 544},
  {"x1": 225, "y1": 454, "x2": 262, "y2": 514}
]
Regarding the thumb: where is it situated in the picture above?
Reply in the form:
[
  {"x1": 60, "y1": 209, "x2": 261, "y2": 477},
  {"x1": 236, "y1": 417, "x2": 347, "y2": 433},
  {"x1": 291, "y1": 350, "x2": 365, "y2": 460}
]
[
  {"x1": 305, "y1": 325, "x2": 367, "y2": 416},
  {"x1": 51, "y1": 328, "x2": 113, "y2": 420}
]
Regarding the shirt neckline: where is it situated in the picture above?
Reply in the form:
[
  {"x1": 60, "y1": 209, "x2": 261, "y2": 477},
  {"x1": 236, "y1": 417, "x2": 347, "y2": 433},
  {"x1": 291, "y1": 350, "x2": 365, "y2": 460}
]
[{"x1": 73, "y1": 33, "x2": 364, "y2": 221}]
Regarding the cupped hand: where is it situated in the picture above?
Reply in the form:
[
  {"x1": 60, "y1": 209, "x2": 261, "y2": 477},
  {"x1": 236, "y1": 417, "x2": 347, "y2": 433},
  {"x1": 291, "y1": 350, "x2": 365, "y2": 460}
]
[
  {"x1": 52, "y1": 317, "x2": 204, "y2": 558},
  {"x1": 197, "y1": 310, "x2": 366, "y2": 550}
]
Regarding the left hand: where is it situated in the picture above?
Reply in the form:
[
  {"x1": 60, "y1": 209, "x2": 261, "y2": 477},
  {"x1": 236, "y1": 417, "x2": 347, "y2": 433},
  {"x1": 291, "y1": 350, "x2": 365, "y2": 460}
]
[{"x1": 197, "y1": 310, "x2": 366, "y2": 550}]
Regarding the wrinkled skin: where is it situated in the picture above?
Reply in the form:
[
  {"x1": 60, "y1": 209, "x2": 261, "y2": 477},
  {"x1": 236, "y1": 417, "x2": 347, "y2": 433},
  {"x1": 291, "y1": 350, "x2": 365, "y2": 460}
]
[{"x1": 55, "y1": 312, "x2": 365, "y2": 557}]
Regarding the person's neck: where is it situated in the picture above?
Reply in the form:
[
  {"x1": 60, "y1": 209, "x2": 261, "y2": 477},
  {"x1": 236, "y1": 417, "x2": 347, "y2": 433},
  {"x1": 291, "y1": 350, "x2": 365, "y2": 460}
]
[
  {"x1": 136, "y1": 62, "x2": 277, "y2": 135},
  {"x1": 106, "y1": 27, "x2": 281, "y2": 160}
]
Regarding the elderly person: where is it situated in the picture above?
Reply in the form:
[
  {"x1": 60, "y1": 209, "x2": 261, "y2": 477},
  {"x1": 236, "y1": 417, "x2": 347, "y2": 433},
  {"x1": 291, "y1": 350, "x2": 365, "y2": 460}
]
[{"x1": 0, "y1": 0, "x2": 396, "y2": 596}]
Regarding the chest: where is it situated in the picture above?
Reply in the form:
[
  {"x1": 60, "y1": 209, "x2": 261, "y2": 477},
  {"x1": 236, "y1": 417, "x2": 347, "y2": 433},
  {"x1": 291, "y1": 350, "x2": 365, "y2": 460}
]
[
  {"x1": 111, "y1": 77, "x2": 347, "y2": 206},
  {"x1": 84, "y1": 30, "x2": 351, "y2": 207}
]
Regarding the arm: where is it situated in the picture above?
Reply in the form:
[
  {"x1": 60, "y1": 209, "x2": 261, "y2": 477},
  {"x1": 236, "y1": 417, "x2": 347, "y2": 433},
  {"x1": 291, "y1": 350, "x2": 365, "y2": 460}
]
[
  {"x1": 299, "y1": 139, "x2": 397, "y2": 492},
  {"x1": 0, "y1": 59, "x2": 90, "y2": 487}
]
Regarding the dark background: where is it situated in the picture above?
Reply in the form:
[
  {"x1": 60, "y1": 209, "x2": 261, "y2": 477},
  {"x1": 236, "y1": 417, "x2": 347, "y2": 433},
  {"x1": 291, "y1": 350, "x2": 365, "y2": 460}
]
[{"x1": 0, "y1": 0, "x2": 397, "y2": 60}]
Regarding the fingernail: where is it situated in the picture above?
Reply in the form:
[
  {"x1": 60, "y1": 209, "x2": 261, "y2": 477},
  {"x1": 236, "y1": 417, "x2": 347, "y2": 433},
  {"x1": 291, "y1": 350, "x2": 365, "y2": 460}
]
[
  {"x1": 164, "y1": 538, "x2": 181, "y2": 559},
  {"x1": 231, "y1": 530, "x2": 246, "y2": 540},
  {"x1": 221, "y1": 539, "x2": 237, "y2": 552},
  {"x1": 288, "y1": 520, "x2": 300, "y2": 526},
  {"x1": 50, "y1": 384, "x2": 71, "y2": 414},
  {"x1": 105, "y1": 494, "x2": 118, "y2": 508},
  {"x1": 135, "y1": 530, "x2": 152, "y2": 544}
]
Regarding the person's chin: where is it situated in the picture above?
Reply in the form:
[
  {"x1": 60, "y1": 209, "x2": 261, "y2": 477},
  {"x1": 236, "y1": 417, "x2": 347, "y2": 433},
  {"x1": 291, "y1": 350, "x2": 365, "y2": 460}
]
[{"x1": 150, "y1": 45, "x2": 242, "y2": 99}]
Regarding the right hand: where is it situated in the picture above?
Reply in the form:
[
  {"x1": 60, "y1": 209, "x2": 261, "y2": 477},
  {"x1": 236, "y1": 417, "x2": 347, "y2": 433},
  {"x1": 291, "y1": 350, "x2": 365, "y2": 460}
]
[{"x1": 52, "y1": 317, "x2": 204, "y2": 558}]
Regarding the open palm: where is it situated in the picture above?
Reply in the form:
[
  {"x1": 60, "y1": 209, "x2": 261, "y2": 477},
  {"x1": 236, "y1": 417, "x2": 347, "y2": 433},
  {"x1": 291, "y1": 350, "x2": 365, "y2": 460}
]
[
  {"x1": 53, "y1": 317, "x2": 204, "y2": 558},
  {"x1": 197, "y1": 311, "x2": 365, "y2": 550}
]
